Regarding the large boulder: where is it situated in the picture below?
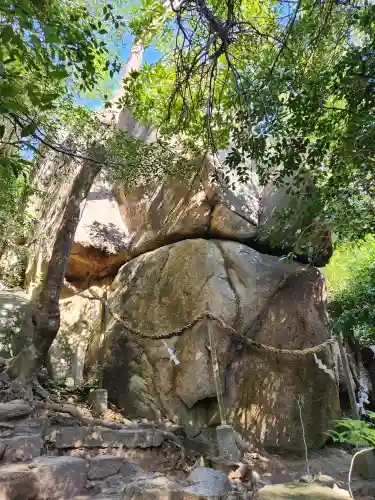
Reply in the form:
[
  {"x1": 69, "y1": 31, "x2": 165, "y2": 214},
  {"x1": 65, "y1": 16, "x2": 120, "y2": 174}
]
[
  {"x1": 48, "y1": 279, "x2": 111, "y2": 385},
  {"x1": 254, "y1": 483, "x2": 350, "y2": 499},
  {"x1": 62, "y1": 159, "x2": 331, "y2": 283},
  {"x1": 67, "y1": 179, "x2": 129, "y2": 281},
  {"x1": 0, "y1": 289, "x2": 31, "y2": 358},
  {"x1": 24, "y1": 147, "x2": 332, "y2": 288},
  {"x1": 98, "y1": 239, "x2": 339, "y2": 451},
  {"x1": 49, "y1": 293, "x2": 99, "y2": 385}
]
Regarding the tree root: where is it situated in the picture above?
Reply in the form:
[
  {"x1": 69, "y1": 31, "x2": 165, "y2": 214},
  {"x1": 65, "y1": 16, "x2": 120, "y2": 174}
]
[
  {"x1": 32, "y1": 380, "x2": 58, "y2": 402},
  {"x1": 33, "y1": 401, "x2": 128, "y2": 430}
]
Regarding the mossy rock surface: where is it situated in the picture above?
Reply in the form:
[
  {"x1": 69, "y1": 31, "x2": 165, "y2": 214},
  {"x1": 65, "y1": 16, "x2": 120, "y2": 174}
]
[{"x1": 255, "y1": 483, "x2": 350, "y2": 499}]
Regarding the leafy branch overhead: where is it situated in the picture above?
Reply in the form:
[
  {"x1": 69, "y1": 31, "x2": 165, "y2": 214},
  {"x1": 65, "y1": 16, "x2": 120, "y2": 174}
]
[
  {"x1": 1, "y1": 0, "x2": 375, "y2": 264},
  {"x1": 123, "y1": 0, "x2": 375, "y2": 243},
  {"x1": 0, "y1": 0, "x2": 126, "y2": 253}
]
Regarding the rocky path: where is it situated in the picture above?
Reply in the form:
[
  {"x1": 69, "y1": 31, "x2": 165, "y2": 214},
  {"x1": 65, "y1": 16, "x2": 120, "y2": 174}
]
[{"x1": 0, "y1": 400, "x2": 374, "y2": 499}]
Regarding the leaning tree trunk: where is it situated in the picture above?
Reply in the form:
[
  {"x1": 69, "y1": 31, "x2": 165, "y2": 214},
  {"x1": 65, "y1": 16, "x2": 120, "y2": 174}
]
[
  {"x1": 7, "y1": 144, "x2": 105, "y2": 381},
  {"x1": 6, "y1": 0, "x2": 179, "y2": 383}
]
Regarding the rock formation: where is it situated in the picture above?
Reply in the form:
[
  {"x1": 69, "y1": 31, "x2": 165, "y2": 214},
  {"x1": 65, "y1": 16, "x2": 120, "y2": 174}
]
[
  {"x1": 20, "y1": 153, "x2": 339, "y2": 452},
  {"x1": 97, "y1": 239, "x2": 339, "y2": 450}
]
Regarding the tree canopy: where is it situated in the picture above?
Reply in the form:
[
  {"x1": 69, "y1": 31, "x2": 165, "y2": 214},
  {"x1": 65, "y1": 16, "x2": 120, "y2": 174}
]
[
  {"x1": 1, "y1": 0, "x2": 375, "y2": 273},
  {"x1": 120, "y1": 0, "x2": 375, "y2": 247},
  {"x1": 0, "y1": 0, "x2": 125, "y2": 254}
]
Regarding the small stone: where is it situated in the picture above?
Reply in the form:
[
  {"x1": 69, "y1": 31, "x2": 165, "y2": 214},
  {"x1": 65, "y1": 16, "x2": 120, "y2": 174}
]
[
  {"x1": 183, "y1": 423, "x2": 202, "y2": 439},
  {"x1": 188, "y1": 467, "x2": 232, "y2": 496},
  {"x1": 88, "y1": 456, "x2": 124, "y2": 480},
  {"x1": 55, "y1": 426, "x2": 164, "y2": 450},
  {"x1": 314, "y1": 474, "x2": 337, "y2": 488},
  {"x1": 88, "y1": 389, "x2": 108, "y2": 416},
  {"x1": 0, "y1": 464, "x2": 38, "y2": 500},
  {"x1": 333, "y1": 484, "x2": 349, "y2": 494},
  {"x1": 299, "y1": 474, "x2": 314, "y2": 483},
  {"x1": 235, "y1": 432, "x2": 249, "y2": 453},
  {"x1": 251, "y1": 470, "x2": 271, "y2": 488},
  {"x1": 1, "y1": 434, "x2": 42, "y2": 463},
  {"x1": 122, "y1": 476, "x2": 181, "y2": 500},
  {"x1": 120, "y1": 459, "x2": 142, "y2": 479},
  {"x1": 210, "y1": 456, "x2": 238, "y2": 475},
  {"x1": 216, "y1": 425, "x2": 242, "y2": 462},
  {"x1": 352, "y1": 447, "x2": 375, "y2": 479},
  {"x1": 85, "y1": 479, "x2": 95, "y2": 489},
  {"x1": 0, "y1": 402, "x2": 32, "y2": 421},
  {"x1": 229, "y1": 463, "x2": 251, "y2": 481},
  {"x1": 251, "y1": 470, "x2": 262, "y2": 484}
]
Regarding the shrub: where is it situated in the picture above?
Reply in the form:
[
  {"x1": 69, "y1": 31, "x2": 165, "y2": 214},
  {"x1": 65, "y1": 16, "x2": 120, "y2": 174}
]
[{"x1": 323, "y1": 234, "x2": 375, "y2": 344}]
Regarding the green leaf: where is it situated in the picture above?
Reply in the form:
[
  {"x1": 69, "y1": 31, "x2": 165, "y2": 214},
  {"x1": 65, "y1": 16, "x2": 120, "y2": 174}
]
[
  {"x1": 30, "y1": 34, "x2": 41, "y2": 47},
  {"x1": 44, "y1": 27, "x2": 59, "y2": 43},
  {"x1": 1, "y1": 84, "x2": 20, "y2": 97},
  {"x1": 1, "y1": 25, "x2": 14, "y2": 43},
  {"x1": 20, "y1": 123, "x2": 37, "y2": 138}
]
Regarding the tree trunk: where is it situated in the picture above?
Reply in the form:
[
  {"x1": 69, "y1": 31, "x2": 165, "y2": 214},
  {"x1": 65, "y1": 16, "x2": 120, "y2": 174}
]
[
  {"x1": 7, "y1": 143, "x2": 105, "y2": 381},
  {"x1": 6, "y1": 1, "x2": 179, "y2": 383}
]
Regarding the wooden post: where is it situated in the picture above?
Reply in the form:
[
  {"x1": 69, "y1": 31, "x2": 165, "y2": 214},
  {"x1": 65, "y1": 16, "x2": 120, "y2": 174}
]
[
  {"x1": 337, "y1": 334, "x2": 375, "y2": 477},
  {"x1": 98, "y1": 290, "x2": 107, "y2": 389},
  {"x1": 338, "y1": 333, "x2": 359, "y2": 419},
  {"x1": 207, "y1": 319, "x2": 227, "y2": 425}
]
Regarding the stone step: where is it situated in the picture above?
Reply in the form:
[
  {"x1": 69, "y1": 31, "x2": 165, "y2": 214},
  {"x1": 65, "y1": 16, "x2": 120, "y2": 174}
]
[
  {"x1": 88, "y1": 456, "x2": 134, "y2": 480},
  {"x1": 122, "y1": 467, "x2": 236, "y2": 500},
  {"x1": 54, "y1": 425, "x2": 164, "y2": 450},
  {"x1": 1, "y1": 434, "x2": 42, "y2": 463},
  {"x1": 0, "y1": 457, "x2": 87, "y2": 500},
  {"x1": 0, "y1": 454, "x2": 145, "y2": 499},
  {"x1": 0, "y1": 459, "x2": 245, "y2": 500},
  {"x1": 30, "y1": 456, "x2": 87, "y2": 500},
  {"x1": 0, "y1": 403, "x2": 32, "y2": 422},
  {"x1": 0, "y1": 463, "x2": 38, "y2": 500}
]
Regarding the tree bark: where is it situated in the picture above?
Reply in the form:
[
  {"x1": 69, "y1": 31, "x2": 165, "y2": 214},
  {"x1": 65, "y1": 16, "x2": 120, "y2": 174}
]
[{"x1": 7, "y1": 143, "x2": 105, "y2": 381}]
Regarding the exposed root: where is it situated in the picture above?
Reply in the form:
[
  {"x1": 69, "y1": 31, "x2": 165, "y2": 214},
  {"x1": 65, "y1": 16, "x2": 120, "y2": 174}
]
[
  {"x1": 163, "y1": 437, "x2": 186, "y2": 470},
  {"x1": 33, "y1": 401, "x2": 127, "y2": 430},
  {"x1": 32, "y1": 380, "x2": 57, "y2": 402}
]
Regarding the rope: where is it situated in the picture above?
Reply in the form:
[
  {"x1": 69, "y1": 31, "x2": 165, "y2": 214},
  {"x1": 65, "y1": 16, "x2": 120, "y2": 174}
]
[{"x1": 66, "y1": 283, "x2": 338, "y2": 358}]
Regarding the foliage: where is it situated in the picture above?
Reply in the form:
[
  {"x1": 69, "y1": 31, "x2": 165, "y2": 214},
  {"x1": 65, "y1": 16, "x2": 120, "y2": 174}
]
[
  {"x1": 0, "y1": 0, "x2": 125, "y2": 262},
  {"x1": 121, "y1": 0, "x2": 277, "y2": 154},
  {"x1": 105, "y1": 129, "x2": 199, "y2": 189},
  {"x1": 329, "y1": 413, "x2": 375, "y2": 447},
  {"x1": 122, "y1": 0, "x2": 375, "y2": 248},
  {"x1": 323, "y1": 235, "x2": 375, "y2": 344}
]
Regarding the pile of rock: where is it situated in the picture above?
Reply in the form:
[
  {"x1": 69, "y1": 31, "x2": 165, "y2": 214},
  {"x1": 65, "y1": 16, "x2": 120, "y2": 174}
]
[
  {"x1": 0, "y1": 400, "x2": 183, "y2": 499},
  {"x1": 0, "y1": 398, "x2": 368, "y2": 499}
]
